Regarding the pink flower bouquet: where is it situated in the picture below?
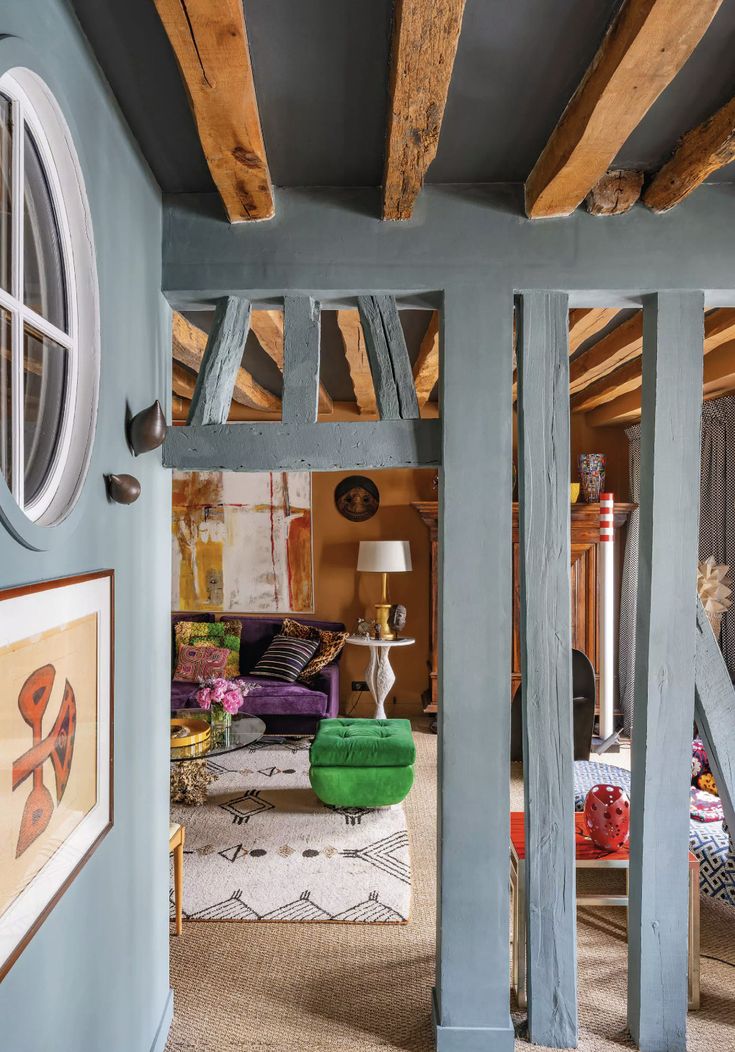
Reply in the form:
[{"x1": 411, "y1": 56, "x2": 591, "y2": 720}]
[{"x1": 195, "y1": 677, "x2": 251, "y2": 725}]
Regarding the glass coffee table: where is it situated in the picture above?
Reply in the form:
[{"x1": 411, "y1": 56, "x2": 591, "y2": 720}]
[{"x1": 170, "y1": 711, "x2": 266, "y2": 804}]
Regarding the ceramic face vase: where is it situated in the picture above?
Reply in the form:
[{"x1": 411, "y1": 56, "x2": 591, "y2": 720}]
[
  {"x1": 583, "y1": 783, "x2": 630, "y2": 851},
  {"x1": 578, "y1": 453, "x2": 606, "y2": 503}
]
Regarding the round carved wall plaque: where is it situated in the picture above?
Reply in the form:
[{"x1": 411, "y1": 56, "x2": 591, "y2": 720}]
[{"x1": 334, "y1": 476, "x2": 380, "y2": 522}]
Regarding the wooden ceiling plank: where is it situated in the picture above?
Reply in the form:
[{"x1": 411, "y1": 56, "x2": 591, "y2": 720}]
[
  {"x1": 569, "y1": 312, "x2": 643, "y2": 393},
  {"x1": 587, "y1": 337, "x2": 735, "y2": 425},
  {"x1": 382, "y1": 0, "x2": 467, "y2": 221},
  {"x1": 251, "y1": 309, "x2": 333, "y2": 414},
  {"x1": 172, "y1": 311, "x2": 281, "y2": 413},
  {"x1": 172, "y1": 361, "x2": 198, "y2": 400},
  {"x1": 577, "y1": 309, "x2": 735, "y2": 415},
  {"x1": 644, "y1": 96, "x2": 735, "y2": 213},
  {"x1": 152, "y1": 0, "x2": 273, "y2": 222},
  {"x1": 413, "y1": 311, "x2": 440, "y2": 411},
  {"x1": 336, "y1": 310, "x2": 377, "y2": 415},
  {"x1": 568, "y1": 307, "x2": 621, "y2": 353},
  {"x1": 524, "y1": 0, "x2": 724, "y2": 219}
]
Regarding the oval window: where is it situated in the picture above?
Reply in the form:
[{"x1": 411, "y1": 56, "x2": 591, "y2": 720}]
[{"x1": 0, "y1": 70, "x2": 99, "y2": 528}]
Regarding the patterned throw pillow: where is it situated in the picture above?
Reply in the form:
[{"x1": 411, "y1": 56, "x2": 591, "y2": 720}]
[
  {"x1": 690, "y1": 786, "x2": 724, "y2": 823},
  {"x1": 692, "y1": 737, "x2": 719, "y2": 797},
  {"x1": 174, "y1": 644, "x2": 230, "y2": 682},
  {"x1": 281, "y1": 617, "x2": 348, "y2": 683},
  {"x1": 250, "y1": 634, "x2": 319, "y2": 683},
  {"x1": 174, "y1": 620, "x2": 242, "y2": 678}
]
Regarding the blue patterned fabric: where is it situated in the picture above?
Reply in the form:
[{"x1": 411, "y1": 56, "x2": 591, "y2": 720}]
[{"x1": 573, "y1": 761, "x2": 735, "y2": 907}]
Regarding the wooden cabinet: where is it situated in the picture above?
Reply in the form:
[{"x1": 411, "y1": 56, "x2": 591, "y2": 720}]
[{"x1": 413, "y1": 500, "x2": 634, "y2": 714}]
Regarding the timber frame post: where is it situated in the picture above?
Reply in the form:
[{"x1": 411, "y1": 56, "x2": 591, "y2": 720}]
[
  {"x1": 516, "y1": 291, "x2": 578, "y2": 1048},
  {"x1": 627, "y1": 291, "x2": 704, "y2": 1052},
  {"x1": 434, "y1": 282, "x2": 514, "y2": 1051}
]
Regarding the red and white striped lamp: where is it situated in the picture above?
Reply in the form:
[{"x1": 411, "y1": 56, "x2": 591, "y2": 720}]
[{"x1": 599, "y1": 493, "x2": 615, "y2": 740}]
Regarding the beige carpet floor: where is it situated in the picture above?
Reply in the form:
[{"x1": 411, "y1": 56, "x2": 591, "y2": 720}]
[{"x1": 167, "y1": 729, "x2": 735, "y2": 1051}]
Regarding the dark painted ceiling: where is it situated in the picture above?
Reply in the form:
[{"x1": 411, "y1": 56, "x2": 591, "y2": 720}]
[{"x1": 71, "y1": 0, "x2": 735, "y2": 192}]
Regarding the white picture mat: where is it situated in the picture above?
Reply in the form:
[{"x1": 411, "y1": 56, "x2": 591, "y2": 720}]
[{"x1": 0, "y1": 574, "x2": 111, "y2": 973}]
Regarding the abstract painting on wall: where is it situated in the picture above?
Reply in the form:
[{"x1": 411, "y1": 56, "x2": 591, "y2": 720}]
[
  {"x1": 172, "y1": 471, "x2": 313, "y2": 613},
  {"x1": 0, "y1": 570, "x2": 113, "y2": 980}
]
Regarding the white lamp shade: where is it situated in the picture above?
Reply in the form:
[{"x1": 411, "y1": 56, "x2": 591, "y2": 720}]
[{"x1": 357, "y1": 540, "x2": 412, "y2": 573}]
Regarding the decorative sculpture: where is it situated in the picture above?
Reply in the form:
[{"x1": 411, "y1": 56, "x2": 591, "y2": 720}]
[
  {"x1": 697, "y1": 557, "x2": 732, "y2": 640},
  {"x1": 105, "y1": 473, "x2": 141, "y2": 505},
  {"x1": 334, "y1": 475, "x2": 379, "y2": 522},
  {"x1": 388, "y1": 604, "x2": 407, "y2": 638},
  {"x1": 583, "y1": 783, "x2": 630, "y2": 851},
  {"x1": 356, "y1": 618, "x2": 376, "y2": 638},
  {"x1": 128, "y1": 399, "x2": 167, "y2": 456}
]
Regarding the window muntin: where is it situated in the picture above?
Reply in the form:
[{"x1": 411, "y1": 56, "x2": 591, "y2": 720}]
[
  {"x1": 0, "y1": 77, "x2": 80, "y2": 522},
  {"x1": 23, "y1": 126, "x2": 67, "y2": 331}
]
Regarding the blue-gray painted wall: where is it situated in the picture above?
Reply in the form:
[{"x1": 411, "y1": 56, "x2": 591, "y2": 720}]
[{"x1": 0, "y1": 4, "x2": 170, "y2": 1052}]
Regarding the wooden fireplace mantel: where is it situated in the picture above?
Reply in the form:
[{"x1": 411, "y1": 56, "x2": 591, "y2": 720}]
[{"x1": 412, "y1": 500, "x2": 635, "y2": 715}]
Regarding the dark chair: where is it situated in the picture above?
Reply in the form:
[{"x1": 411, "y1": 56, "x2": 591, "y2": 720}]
[{"x1": 510, "y1": 649, "x2": 596, "y2": 762}]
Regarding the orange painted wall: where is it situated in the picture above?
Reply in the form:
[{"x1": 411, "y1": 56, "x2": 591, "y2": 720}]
[{"x1": 311, "y1": 469, "x2": 437, "y2": 717}]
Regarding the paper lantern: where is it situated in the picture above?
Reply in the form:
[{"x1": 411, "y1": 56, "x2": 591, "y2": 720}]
[{"x1": 583, "y1": 783, "x2": 630, "y2": 851}]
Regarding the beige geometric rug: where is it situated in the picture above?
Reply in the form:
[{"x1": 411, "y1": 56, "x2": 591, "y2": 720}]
[{"x1": 170, "y1": 737, "x2": 411, "y2": 923}]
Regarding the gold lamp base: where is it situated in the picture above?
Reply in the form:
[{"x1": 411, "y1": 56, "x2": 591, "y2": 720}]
[{"x1": 375, "y1": 602, "x2": 394, "y2": 640}]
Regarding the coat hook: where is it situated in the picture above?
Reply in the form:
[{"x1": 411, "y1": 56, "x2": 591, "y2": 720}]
[
  {"x1": 105, "y1": 473, "x2": 141, "y2": 505},
  {"x1": 128, "y1": 399, "x2": 167, "y2": 456}
]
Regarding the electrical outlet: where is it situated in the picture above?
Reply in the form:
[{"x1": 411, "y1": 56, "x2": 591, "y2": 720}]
[{"x1": 352, "y1": 680, "x2": 369, "y2": 692}]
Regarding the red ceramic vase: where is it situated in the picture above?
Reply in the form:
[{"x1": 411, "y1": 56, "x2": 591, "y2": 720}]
[{"x1": 583, "y1": 783, "x2": 630, "y2": 851}]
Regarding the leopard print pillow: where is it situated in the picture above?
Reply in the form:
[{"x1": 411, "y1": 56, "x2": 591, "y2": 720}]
[{"x1": 281, "y1": 618, "x2": 348, "y2": 682}]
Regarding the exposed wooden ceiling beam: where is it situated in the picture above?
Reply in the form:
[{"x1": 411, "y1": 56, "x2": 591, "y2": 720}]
[
  {"x1": 524, "y1": 0, "x2": 724, "y2": 219},
  {"x1": 573, "y1": 308, "x2": 735, "y2": 413},
  {"x1": 172, "y1": 361, "x2": 197, "y2": 400},
  {"x1": 250, "y1": 310, "x2": 333, "y2": 414},
  {"x1": 172, "y1": 311, "x2": 280, "y2": 412},
  {"x1": 413, "y1": 311, "x2": 440, "y2": 411},
  {"x1": 336, "y1": 309, "x2": 377, "y2": 415},
  {"x1": 643, "y1": 95, "x2": 735, "y2": 213},
  {"x1": 382, "y1": 0, "x2": 467, "y2": 220},
  {"x1": 569, "y1": 312, "x2": 642, "y2": 393},
  {"x1": 568, "y1": 308, "x2": 621, "y2": 353},
  {"x1": 584, "y1": 169, "x2": 643, "y2": 215},
  {"x1": 587, "y1": 338, "x2": 735, "y2": 426},
  {"x1": 152, "y1": 0, "x2": 273, "y2": 222}
]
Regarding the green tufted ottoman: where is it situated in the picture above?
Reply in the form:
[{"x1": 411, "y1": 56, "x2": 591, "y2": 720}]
[{"x1": 309, "y1": 718, "x2": 415, "y2": 808}]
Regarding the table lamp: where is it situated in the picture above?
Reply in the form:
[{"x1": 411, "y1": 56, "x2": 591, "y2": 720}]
[{"x1": 357, "y1": 540, "x2": 412, "y2": 639}]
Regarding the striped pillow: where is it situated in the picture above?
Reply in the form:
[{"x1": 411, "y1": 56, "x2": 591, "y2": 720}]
[{"x1": 250, "y1": 634, "x2": 319, "y2": 683}]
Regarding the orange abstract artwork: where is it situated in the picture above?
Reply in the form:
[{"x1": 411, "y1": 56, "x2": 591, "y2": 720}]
[
  {"x1": 172, "y1": 471, "x2": 313, "y2": 613},
  {"x1": 0, "y1": 614, "x2": 98, "y2": 922}
]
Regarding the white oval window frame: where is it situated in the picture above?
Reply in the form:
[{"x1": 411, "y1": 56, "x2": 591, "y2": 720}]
[{"x1": 0, "y1": 63, "x2": 100, "y2": 551}]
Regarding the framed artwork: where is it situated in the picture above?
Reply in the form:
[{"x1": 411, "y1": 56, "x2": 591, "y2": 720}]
[
  {"x1": 172, "y1": 471, "x2": 313, "y2": 613},
  {"x1": 0, "y1": 570, "x2": 113, "y2": 981}
]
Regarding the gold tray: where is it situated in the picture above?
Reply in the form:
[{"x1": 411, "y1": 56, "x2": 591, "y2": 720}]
[{"x1": 170, "y1": 717, "x2": 211, "y2": 749}]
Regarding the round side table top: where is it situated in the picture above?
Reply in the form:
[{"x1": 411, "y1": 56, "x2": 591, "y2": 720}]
[{"x1": 346, "y1": 635, "x2": 415, "y2": 648}]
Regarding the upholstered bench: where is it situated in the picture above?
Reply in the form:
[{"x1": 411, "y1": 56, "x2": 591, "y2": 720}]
[{"x1": 309, "y1": 717, "x2": 415, "y2": 808}]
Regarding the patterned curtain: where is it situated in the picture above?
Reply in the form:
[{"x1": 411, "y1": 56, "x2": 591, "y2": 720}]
[
  {"x1": 699, "y1": 397, "x2": 735, "y2": 676},
  {"x1": 620, "y1": 396, "x2": 735, "y2": 736}
]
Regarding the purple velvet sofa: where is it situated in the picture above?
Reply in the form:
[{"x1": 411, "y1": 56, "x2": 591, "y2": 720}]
[{"x1": 171, "y1": 613, "x2": 345, "y2": 734}]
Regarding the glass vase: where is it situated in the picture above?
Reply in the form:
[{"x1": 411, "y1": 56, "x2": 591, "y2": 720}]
[
  {"x1": 210, "y1": 705, "x2": 232, "y2": 735},
  {"x1": 577, "y1": 453, "x2": 606, "y2": 504}
]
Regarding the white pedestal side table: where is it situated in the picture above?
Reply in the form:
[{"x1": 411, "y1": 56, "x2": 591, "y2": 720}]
[{"x1": 346, "y1": 635, "x2": 415, "y2": 720}]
